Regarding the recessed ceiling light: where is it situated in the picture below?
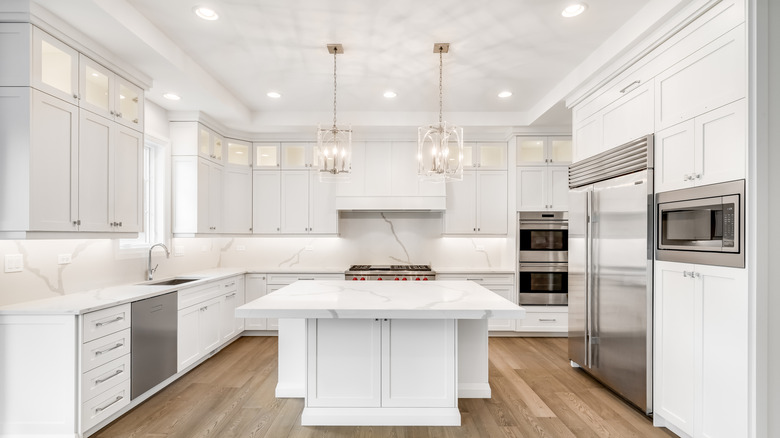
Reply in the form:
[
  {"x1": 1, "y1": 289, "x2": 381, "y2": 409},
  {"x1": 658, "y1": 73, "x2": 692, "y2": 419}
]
[
  {"x1": 267, "y1": 91, "x2": 281, "y2": 99},
  {"x1": 383, "y1": 90, "x2": 397, "y2": 98},
  {"x1": 561, "y1": 3, "x2": 587, "y2": 18},
  {"x1": 194, "y1": 6, "x2": 219, "y2": 20},
  {"x1": 163, "y1": 93, "x2": 181, "y2": 101},
  {"x1": 498, "y1": 91, "x2": 513, "y2": 98}
]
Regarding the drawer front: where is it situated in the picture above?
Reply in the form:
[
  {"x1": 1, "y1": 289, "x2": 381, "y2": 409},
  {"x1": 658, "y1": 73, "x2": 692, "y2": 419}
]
[
  {"x1": 267, "y1": 273, "x2": 342, "y2": 285},
  {"x1": 221, "y1": 276, "x2": 239, "y2": 293},
  {"x1": 178, "y1": 281, "x2": 222, "y2": 309},
  {"x1": 81, "y1": 379, "x2": 131, "y2": 431},
  {"x1": 82, "y1": 354, "x2": 131, "y2": 402},
  {"x1": 435, "y1": 274, "x2": 514, "y2": 286},
  {"x1": 516, "y1": 311, "x2": 568, "y2": 332},
  {"x1": 83, "y1": 304, "x2": 131, "y2": 343},
  {"x1": 82, "y1": 328, "x2": 131, "y2": 372}
]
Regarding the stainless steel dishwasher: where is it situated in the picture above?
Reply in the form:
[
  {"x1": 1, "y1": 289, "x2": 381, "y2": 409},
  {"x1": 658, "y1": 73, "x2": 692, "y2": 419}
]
[{"x1": 131, "y1": 291, "x2": 178, "y2": 399}]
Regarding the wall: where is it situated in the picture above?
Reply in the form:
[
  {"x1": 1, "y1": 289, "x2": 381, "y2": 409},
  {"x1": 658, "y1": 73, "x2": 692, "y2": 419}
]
[{"x1": 0, "y1": 213, "x2": 515, "y2": 306}]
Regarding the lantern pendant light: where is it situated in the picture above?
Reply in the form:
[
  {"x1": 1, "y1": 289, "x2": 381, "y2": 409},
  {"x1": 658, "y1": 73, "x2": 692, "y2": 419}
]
[
  {"x1": 317, "y1": 44, "x2": 352, "y2": 180},
  {"x1": 417, "y1": 43, "x2": 464, "y2": 182}
]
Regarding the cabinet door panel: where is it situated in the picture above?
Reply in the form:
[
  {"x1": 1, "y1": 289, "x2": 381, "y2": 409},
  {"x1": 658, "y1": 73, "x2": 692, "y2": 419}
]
[
  {"x1": 244, "y1": 275, "x2": 267, "y2": 330},
  {"x1": 309, "y1": 172, "x2": 338, "y2": 234},
  {"x1": 29, "y1": 90, "x2": 78, "y2": 231},
  {"x1": 573, "y1": 114, "x2": 602, "y2": 162},
  {"x1": 486, "y1": 285, "x2": 514, "y2": 331},
  {"x1": 223, "y1": 168, "x2": 252, "y2": 234},
  {"x1": 307, "y1": 318, "x2": 381, "y2": 407},
  {"x1": 654, "y1": 261, "x2": 695, "y2": 437},
  {"x1": 196, "y1": 159, "x2": 211, "y2": 233},
  {"x1": 115, "y1": 77, "x2": 143, "y2": 130},
  {"x1": 252, "y1": 172, "x2": 281, "y2": 234},
  {"x1": 390, "y1": 141, "x2": 418, "y2": 195},
  {"x1": 79, "y1": 55, "x2": 113, "y2": 119},
  {"x1": 78, "y1": 110, "x2": 111, "y2": 232},
  {"x1": 208, "y1": 164, "x2": 223, "y2": 233},
  {"x1": 655, "y1": 120, "x2": 695, "y2": 193},
  {"x1": 477, "y1": 171, "x2": 507, "y2": 234},
  {"x1": 32, "y1": 27, "x2": 78, "y2": 105},
  {"x1": 177, "y1": 306, "x2": 200, "y2": 371},
  {"x1": 698, "y1": 265, "x2": 748, "y2": 438},
  {"x1": 381, "y1": 319, "x2": 455, "y2": 408},
  {"x1": 516, "y1": 167, "x2": 547, "y2": 211},
  {"x1": 548, "y1": 167, "x2": 570, "y2": 211},
  {"x1": 444, "y1": 171, "x2": 476, "y2": 233},
  {"x1": 113, "y1": 126, "x2": 143, "y2": 231},
  {"x1": 602, "y1": 80, "x2": 654, "y2": 150},
  {"x1": 696, "y1": 99, "x2": 746, "y2": 187},
  {"x1": 199, "y1": 299, "x2": 222, "y2": 355},
  {"x1": 364, "y1": 142, "x2": 391, "y2": 195},
  {"x1": 280, "y1": 171, "x2": 309, "y2": 233}
]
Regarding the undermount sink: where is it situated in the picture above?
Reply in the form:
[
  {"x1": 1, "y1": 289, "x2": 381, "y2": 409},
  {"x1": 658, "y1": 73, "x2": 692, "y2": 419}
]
[{"x1": 143, "y1": 277, "x2": 201, "y2": 286}]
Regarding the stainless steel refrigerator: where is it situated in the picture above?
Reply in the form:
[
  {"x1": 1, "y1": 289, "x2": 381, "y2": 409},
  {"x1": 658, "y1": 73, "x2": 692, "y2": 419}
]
[{"x1": 568, "y1": 134, "x2": 654, "y2": 414}]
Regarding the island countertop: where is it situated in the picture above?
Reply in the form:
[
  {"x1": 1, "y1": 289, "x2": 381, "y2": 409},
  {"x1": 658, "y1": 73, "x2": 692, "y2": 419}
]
[{"x1": 235, "y1": 280, "x2": 526, "y2": 320}]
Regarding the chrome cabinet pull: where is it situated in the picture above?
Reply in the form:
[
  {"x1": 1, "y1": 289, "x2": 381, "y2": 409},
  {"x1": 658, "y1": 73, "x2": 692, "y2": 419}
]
[
  {"x1": 95, "y1": 343, "x2": 123, "y2": 356},
  {"x1": 466, "y1": 278, "x2": 484, "y2": 282},
  {"x1": 95, "y1": 316, "x2": 124, "y2": 327},
  {"x1": 95, "y1": 396, "x2": 123, "y2": 413},
  {"x1": 539, "y1": 318, "x2": 557, "y2": 322},
  {"x1": 226, "y1": 292, "x2": 237, "y2": 298},
  {"x1": 298, "y1": 277, "x2": 315, "y2": 281},
  {"x1": 95, "y1": 369, "x2": 123, "y2": 385},
  {"x1": 619, "y1": 80, "x2": 641, "y2": 94}
]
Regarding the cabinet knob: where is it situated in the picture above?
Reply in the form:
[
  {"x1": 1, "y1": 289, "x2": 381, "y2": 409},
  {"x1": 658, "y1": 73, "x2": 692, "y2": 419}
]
[{"x1": 118, "y1": 222, "x2": 122, "y2": 227}]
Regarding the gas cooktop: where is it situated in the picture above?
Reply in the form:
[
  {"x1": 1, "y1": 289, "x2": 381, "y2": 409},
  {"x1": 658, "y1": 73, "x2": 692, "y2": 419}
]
[{"x1": 344, "y1": 264, "x2": 435, "y2": 281}]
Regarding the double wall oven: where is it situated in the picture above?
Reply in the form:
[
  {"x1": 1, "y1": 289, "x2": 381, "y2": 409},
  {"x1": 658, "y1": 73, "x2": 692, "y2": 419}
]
[{"x1": 518, "y1": 212, "x2": 568, "y2": 305}]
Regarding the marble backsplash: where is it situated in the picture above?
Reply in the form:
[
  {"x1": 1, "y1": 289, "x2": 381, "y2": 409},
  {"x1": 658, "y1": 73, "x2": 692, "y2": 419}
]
[{"x1": 0, "y1": 212, "x2": 515, "y2": 306}]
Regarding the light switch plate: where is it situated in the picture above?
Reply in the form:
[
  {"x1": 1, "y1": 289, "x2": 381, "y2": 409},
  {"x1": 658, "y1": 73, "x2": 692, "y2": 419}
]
[
  {"x1": 4, "y1": 254, "x2": 23, "y2": 273},
  {"x1": 58, "y1": 254, "x2": 72, "y2": 265}
]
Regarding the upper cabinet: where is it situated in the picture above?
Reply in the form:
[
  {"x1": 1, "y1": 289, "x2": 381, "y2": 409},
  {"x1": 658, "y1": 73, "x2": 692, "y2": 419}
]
[
  {"x1": 253, "y1": 142, "x2": 281, "y2": 169},
  {"x1": 516, "y1": 136, "x2": 570, "y2": 212},
  {"x1": 32, "y1": 26, "x2": 79, "y2": 105},
  {"x1": 225, "y1": 138, "x2": 251, "y2": 169},
  {"x1": 79, "y1": 55, "x2": 144, "y2": 131},
  {"x1": 462, "y1": 142, "x2": 508, "y2": 170},
  {"x1": 281, "y1": 143, "x2": 317, "y2": 169},
  {"x1": 171, "y1": 122, "x2": 225, "y2": 165}
]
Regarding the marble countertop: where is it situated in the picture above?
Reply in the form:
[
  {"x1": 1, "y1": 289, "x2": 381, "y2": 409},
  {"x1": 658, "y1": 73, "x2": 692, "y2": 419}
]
[
  {"x1": 235, "y1": 280, "x2": 525, "y2": 320},
  {"x1": 0, "y1": 268, "x2": 245, "y2": 315}
]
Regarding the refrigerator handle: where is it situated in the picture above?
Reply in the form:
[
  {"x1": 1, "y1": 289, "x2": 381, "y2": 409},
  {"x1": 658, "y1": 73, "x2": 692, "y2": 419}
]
[{"x1": 586, "y1": 189, "x2": 593, "y2": 368}]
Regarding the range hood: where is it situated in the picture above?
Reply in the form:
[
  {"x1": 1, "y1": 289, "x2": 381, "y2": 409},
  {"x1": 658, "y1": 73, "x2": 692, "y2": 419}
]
[{"x1": 335, "y1": 195, "x2": 446, "y2": 211}]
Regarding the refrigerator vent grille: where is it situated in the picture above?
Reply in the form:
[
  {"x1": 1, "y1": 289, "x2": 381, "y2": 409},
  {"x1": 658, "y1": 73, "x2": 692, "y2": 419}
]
[{"x1": 569, "y1": 135, "x2": 653, "y2": 188}]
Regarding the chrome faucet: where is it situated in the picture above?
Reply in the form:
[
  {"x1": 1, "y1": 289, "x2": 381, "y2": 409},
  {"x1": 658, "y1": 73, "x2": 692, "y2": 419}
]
[{"x1": 147, "y1": 243, "x2": 170, "y2": 281}]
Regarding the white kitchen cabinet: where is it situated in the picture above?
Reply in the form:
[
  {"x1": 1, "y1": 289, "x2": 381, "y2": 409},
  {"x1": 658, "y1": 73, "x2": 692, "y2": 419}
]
[
  {"x1": 445, "y1": 170, "x2": 507, "y2": 235},
  {"x1": 244, "y1": 274, "x2": 269, "y2": 330},
  {"x1": 305, "y1": 318, "x2": 455, "y2": 409},
  {"x1": 178, "y1": 296, "x2": 221, "y2": 372},
  {"x1": 79, "y1": 55, "x2": 143, "y2": 131},
  {"x1": 280, "y1": 170, "x2": 338, "y2": 235},
  {"x1": 172, "y1": 156, "x2": 223, "y2": 235},
  {"x1": 654, "y1": 260, "x2": 748, "y2": 438},
  {"x1": 254, "y1": 142, "x2": 281, "y2": 169},
  {"x1": 281, "y1": 142, "x2": 317, "y2": 169},
  {"x1": 514, "y1": 306, "x2": 568, "y2": 334},
  {"x1": 252, "y1": 171, "x2": 281, "y2": 234},
  {"x1": 655, "y1": 99, "x2": 746, "y2": 193},
  {"x1": 220, "y1": 276, "x2": 245, "y2": 342},
  {"x1": 78, "y1": 110, "x2": 143, "y2": 232},
  {"x1": 655, "y1": 25, "x2": 746, "y2": 131},
  {"x1": 516, "y1": 137, "x2": 571, "y2": 166},
  {"x1": 226, "y1": 138, "x2": 251, "y2": 168},
  {"x1": 222, "y1": 166, "x2": 252, "y2": 234},
  {"x1": 170, "y1": 121, "x2": 223, "y2": 164},
  {"x1": 32, "y1": 26, "x2": 79, "y2": 105},
  {"x1": 435, "y1": 273, "x2": 515, "y2": 331},
  {"x1": 516, "y1": 166, "x2": 568, "y2": 212},
  {"x1": 462, "y1": 141, "x2": 508, "y2": 170}
]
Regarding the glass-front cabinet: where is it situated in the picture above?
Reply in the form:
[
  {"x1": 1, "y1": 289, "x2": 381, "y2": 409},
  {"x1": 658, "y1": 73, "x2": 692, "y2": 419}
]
[
  {"x1": 517, "y1": 136, "x2": 572, "y2": 166},
  {"x1": 32, "y1": 27, "x2": 79, "y2": 105},
  {"x1": 461, "y1": 142, "x2": 507, "y2": 170},
  {"x1": 226, "y1": 138, "x2": 252, "y2": 168},
  {"x1": 253, "y1": 142, "x2": 281, "y2": 169},
  {"x1": 197, "y1": 125, "x2": 224, "y2": 164},
  {"x1": 281, "y1": 143, "x2": 317, "y2": 169}
]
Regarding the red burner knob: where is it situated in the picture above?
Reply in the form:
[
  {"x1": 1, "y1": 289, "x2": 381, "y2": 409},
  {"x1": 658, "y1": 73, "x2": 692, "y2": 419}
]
[
  {"x1": 377, "y1": 277, "x2": 383, "y2": 281},
  {"x1": 352, "y1": 277, "x2": 358, "y2": 281},
  {"x1": 360, "y1": 277, "x2": 366, "y2": 281},
  {"x1": 414, "y1": 277, "x2": 420, "y2": 281},
  {"x1": 394, "y1": 277, "x2": 400, "y2": 281},
  {"x1": 402, "y1": 277, "x2": 408, "y2": 281},
  {"x1": 422, "y1": 277, "x2": 428, "y2": 281}
]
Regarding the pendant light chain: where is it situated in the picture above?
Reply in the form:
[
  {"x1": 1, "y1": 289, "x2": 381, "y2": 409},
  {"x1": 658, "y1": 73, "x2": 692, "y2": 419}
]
[
  {"x1": 438, "y1": 46, "x2": 443, "y2": 126},
  {"x1": 333, "y1": 48, "x2": 338, "y2": 129}
]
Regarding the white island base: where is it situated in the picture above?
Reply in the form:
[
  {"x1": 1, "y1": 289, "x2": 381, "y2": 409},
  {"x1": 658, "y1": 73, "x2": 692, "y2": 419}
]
[
  {"x1": 236, "y1": 280, "x2": 524, "y2": 427},
  {"x1": 277, "y1": 317, "x2": 490, "y2": 426}
]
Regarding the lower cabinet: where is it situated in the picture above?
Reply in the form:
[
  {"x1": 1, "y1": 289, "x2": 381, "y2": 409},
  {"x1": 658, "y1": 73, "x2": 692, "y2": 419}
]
[
  {"x1": 435, "y1": 273, "x2": 515, "y2": 331},
  {"x1": 654, "y1": 261, "x2": 748, "y2": 438},
  {"x1": 306, "y1": 318, "x2": 456, "y2": 409},
  {"x1": 514, "y1": 306, "x2": 568, "y2": 334}
]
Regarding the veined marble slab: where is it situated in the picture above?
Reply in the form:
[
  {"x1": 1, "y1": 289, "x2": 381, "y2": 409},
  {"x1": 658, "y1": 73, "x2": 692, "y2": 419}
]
[{"x1": 236, "y1": 280, "x2": 525, "y2": 320}]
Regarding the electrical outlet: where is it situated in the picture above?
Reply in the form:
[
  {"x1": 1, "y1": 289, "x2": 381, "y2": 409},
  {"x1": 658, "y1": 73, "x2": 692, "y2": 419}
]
[
  {"x1": 57, "y1": 254, "x2": 72, "y2": 265},
  {"x1": 4, "y1": 254, "x2": 23, "y2": 273},
  {"x1": 236, "y1": 245, "x2": 246, "y2": 251},
  {"x1": 475, "y1": 245, "x2": 485, "y2": 251}
]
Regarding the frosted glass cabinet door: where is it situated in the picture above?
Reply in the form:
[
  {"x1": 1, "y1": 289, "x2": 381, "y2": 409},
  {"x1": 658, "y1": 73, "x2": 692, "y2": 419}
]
[
  {"x1": 226, "y1": 139, "x2": 251, "y2": 168},
  {"x1": 476, "y1": 142, "x2": 507, "y2": 170},
  {"x1": 115, "y1": 77, "x2": 143, "y2": 130},
  {"x1": 254, "y1": 142, "x2": 280, "y2": 168},
  {"x1": 549, "y1": 138, "x2": 572, "y2": 164},
  {"x1": 79, "y1": 55, "x2": 113, "y2": 117},
  {"x1": 32, "y1": 27, "x2": 78, "y2": 105},
  {"x1": 281, "y1": 143, "x2": 314, "y2": 169},
  {"x1": 516, "y1": 137, "x2": 546, "y2": 165}
]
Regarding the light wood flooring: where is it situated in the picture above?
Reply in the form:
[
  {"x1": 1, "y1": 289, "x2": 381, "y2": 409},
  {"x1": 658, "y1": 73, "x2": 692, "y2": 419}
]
[{"x1": 93, "y1": 336, "x2": 677, "y2": 438}]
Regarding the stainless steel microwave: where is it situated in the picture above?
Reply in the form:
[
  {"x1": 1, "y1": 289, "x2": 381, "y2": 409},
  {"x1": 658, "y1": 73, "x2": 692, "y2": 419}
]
[{"x1": 656, "y1": 179, "x2": 744, "y2": 268}]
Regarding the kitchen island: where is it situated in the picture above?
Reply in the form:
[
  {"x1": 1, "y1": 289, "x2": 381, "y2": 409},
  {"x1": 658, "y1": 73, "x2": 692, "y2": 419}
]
[{"x1": 235, "y1": 280, "x2": 525, "y2": 426}]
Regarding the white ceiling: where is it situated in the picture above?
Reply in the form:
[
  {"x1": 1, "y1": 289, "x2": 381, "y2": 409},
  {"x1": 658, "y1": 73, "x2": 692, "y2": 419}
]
[{"x1": 30, "y1": 0, "x2": 663, "y2": 136}]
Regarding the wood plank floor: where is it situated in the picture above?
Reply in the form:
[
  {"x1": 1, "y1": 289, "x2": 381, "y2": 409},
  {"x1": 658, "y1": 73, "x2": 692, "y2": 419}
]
[{"x1": 93, "y1": 336, "x2": 677, "y2": 438}]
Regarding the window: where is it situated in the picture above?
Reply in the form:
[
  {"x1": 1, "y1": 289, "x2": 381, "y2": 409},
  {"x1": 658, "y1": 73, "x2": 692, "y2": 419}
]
[{"x1": 120, "y1": 136, "x2": 165, "y2": 249}]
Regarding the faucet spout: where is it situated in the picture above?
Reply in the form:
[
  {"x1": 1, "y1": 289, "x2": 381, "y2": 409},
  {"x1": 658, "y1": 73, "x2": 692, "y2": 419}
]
[{"x1": 148, "y1": 243, "x2": 170, "y2": 281}]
